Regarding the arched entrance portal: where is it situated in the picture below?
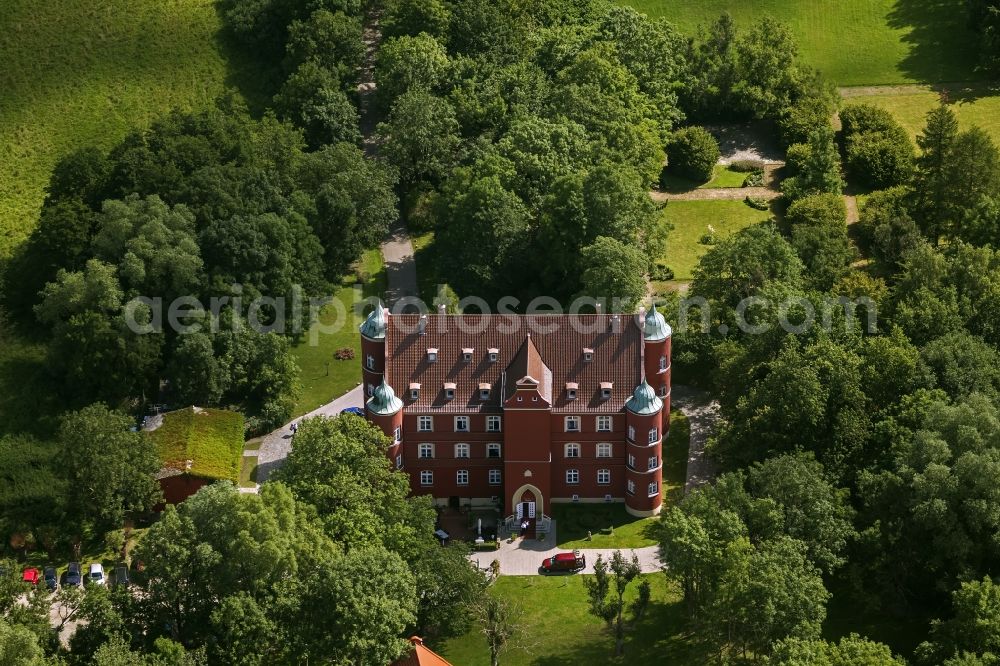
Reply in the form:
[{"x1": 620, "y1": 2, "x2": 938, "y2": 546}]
[{"x1": 511, "y1": 483, "x2": 544, "y2": 521}]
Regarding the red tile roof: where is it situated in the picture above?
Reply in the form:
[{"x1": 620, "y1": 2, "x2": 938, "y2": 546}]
[
  {"x1": 393, "y1": 636, "x2": 453, "y2": 666},
  {"x1": 385, "y1": 314, "x2": 643, "y2": 413}
]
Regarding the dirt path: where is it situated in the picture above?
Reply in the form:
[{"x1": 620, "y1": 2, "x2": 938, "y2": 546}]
[
  {"x1": 671, "y1": 385, "x2": 720, "y2": 494},
  {"x1": 356, "y1": 6, "x2": 419, "y2": 308},
  {"x1": 651, "y1": 187, "x2": 780, "y2": 203},
  {"x1": 845, "y1": 195, "x2": 859, "y2": 225},
  {"x1": 839, "y1": 81, "x2": 999, "y2": 98}
]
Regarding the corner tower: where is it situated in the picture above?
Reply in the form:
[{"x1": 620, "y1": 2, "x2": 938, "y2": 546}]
[
  {"x1": 365, "y1": 378, "x2": 404, "y2": 466},
  {"x1": 624, "y1": 380, "x2": 664, "y2": 517},
  {"x1": 642, "y1": 304, "x2": 672, "y2": 415},
  {"x1": 359, "y1": 301, "x2": 388, "y2": 398}
]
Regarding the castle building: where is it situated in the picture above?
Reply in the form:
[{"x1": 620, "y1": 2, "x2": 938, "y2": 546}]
[{"x1": 360, "y1": 304, "x2": 671, "y2": 528}]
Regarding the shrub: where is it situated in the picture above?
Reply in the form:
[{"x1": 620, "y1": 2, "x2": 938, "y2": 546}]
[
  {"x1": 845, "y1": 129, "x2": 915, "y2": 189},
  {"x1": 839, "y1": 104, "x2": 915, "y2": 189},
  {"x1": 784, "y1": 143, "x2": 811, "y2": 175},
  {"x1": 745, "y1": 196, "x2": 770, "y2": 210},
  {"x1": 334, "y1": 348, "x2": 355, "y2": 360},
  {"x1": 650, "y1": 261, "x2": 675, "y2": 281},
  {"x1": 666, "y1": 126, "x2": 720, "y2": 183},
  {"x1": 742, "y1": 169, "x2": 765, "y2": 187},
  {"x1": 839, "y1": 104, "x2": 899, "y2": 137},
  {"x1": 729, "y1": 159, "x2": 765, "y2": 173},
  {"x1": 778, "y1": 94, "x2": 839, "y2": 147},
  {"x1": 785, "y1": 193, "x2": 847, "y2": 227}
]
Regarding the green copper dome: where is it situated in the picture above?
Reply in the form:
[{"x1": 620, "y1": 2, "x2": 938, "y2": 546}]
[
  {"x1": 626, "y1": 380, "x2": 663, "y2": 415},
  {"x1": 360, "y1": 301, "x2": 387, "y2": 340},
  {"x1": 366, "y1": 379, "x2": 403, "y2": 415},
  {"x1": 643, "y1": 303, "x2": 671, "y2": 342}
]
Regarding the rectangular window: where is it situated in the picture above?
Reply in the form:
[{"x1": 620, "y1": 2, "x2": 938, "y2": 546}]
[
  {"x1": 489, "y1": 469, "x2": 501, "y2": 485},
  {"x1": 648, "y1": 427, "x2": 659, "y2": 444},
  {"x1": 566, "y1": 469, "x2": 580, "y2": 485},
  {"x1": 418, "y1": 443, "x2": 434, "y2": 459},
  {"x1": 596, "y1": 416, "x2": 612, "y2": 432},
  {"x1": 455, "y1": 416, "x2": 469, "y2": 432},
  {"x1": 487, "y1": 416, "x2": 502, "y2": 432},
  {"x1": 393, "y1": 426, "x2": 401, "y2": 442},
  {"x1": 565, "y1": 416, "x2": 580, "y2": 432},
  {"x1": 457, "y1": 470, "x2": 469, "y2": 486},
  {"x1": 659, "y1": 385, "x2": 668, "y2": 398},
  {"x1": 565, "y1": 443, "x2": 580, "y2": 458},
  {"x1": 628, "y1": 425, "x2": 635, "y2": 441},
  {"x1": 659, "y1": 355, "x2": 667, "y2": 371},
  {"x1": 366, "y1": 354, "x2": 375, "y2": 370},
  {"x1": 395, "y1": 454, "x2": 403, "y2": 469},
  {"x1": 420, "y1": 471, "x2": 433, "y2": 486},
  {"x1": 455, "y1": 443, "x2": 469, "y2": 458},
  {"x1": 648, "y1": 455, "x2": 658, "y2": 471},
  {"x1": 597, "y1": 469, "x2": 610, "y2": 485},
  {"x1": 648, "y1": 481, "x2": 659, "y2": 497},
  {"x1": 418, "y1": 416, "x2": 433, "y2": 432},
  {"x1": 487, "y1": 443, "x2": 501, "y2": 458},
  {"x1": 627, "y1": 479, "x2": 635, "y2": 495},
  {"x1": 627, "y1": 453, "x2": 636, "y2": 469},
  {"x1": 596, "y1": 442, "x2": 612, "y2": 458}
]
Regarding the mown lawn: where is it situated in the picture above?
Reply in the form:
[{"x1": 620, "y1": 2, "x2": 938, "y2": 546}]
[
  {"x1": 660, "y1": 164, "x2": 749, "y2": 193},
  {"x1": 290, "y1": 249, "x2": 385, "y2": 415},
  {"x1": 0, "y1": 0, "x2": 244, "y2": 256},
  {"x1": 659, "y1": 200, "x2": 776, "y2": 281},
  {"x1": 552, "y1": 504, "x2": 659, "y2": 550},
  {"x1": 621, "y1": 0, "x2": 978, "y2": 86},
  {"x1": 437, "y1": 574, "x2": 701, "y2": 666},
  {"x1": 844, "y1": 90, "x2": 1000, "y2": 144}
]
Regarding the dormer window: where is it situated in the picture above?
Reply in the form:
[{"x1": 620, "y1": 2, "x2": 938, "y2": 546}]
[
  {"x1": 427, "y1": 348, "x2": 438, "y2": 362},
  {"x1": 488, "y1": 348, "x2": 499, "y2": 362},
  {"x1": 583, "y1": 348, "x2": 594, "y2": 362},
  {"x1": 443, "y1": 382, "x2": 456, "y2": 400},
  {"x1": 462, "y1": 348, "x2": 474, "y2": 362},
  {"x1": 600, "y1": 381, "x2": 613, "y2": 399},
  {"x1": 566, "y1": 382, "x2": 578, "y2": 401},
  {"x1": 409, "y1": 382, "x2": 420, "y2": 401},
  {"x1": 479, "y1": 383, "x2": 491, "y2": 400}
]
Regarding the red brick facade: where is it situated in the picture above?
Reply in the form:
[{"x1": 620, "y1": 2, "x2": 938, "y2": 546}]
[{"x1": 362, "y1": 307, "x2": 671, "y2": 517}]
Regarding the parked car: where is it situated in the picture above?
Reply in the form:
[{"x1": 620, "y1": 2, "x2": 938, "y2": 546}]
[
  {"x1": 22, "y1": 568, "x2": 40, "y2": 587},
  {"x1": 113, "y1": 564, "x2": 129, "y2": 588},
  {"x1": 89, "y1": 563, "x2": 106, "y2": 586},
  {"x1": 340, "y1": 407, "x2": 365, "y2": 417},
  {"x1": 65, "y1": 562, "x2": 82, "y2": 587},
  {"x1": 43, "y1": 567, "x2": 58, "y2": 592},
  {"x1": 540, "y1": 551, "x2": 586, "y2": 574}
]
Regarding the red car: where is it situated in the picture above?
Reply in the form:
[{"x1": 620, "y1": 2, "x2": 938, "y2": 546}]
[
  {"x1": 22, "y1": 568, "x2": 40, "y2": 587},
  {"x1": 540, "y1": 551, "x2": 586, "y2": 574}
]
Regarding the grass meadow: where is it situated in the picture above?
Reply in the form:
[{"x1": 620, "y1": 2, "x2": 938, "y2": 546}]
[
  {"x1": 438, "y1": 574, "x2": 700, "y2": 665},
  {"x1": 0, "y1": 0, "x2": 243, "y2": 256},
  {"x1": 844, "y1": 89, "x2": 1000, "y2": 144},
  {"x1": 620, "y1": 0, "x2": 979, "y2": 86},
  {"x1": 658, "y1": 200, "x2": 776, "y2": 283},
  {"x1": 289, "y1": 249, "x2": 386, "y2": 415}
]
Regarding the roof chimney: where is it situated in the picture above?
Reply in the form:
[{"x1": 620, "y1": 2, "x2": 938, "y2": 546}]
[
  {"x1": 418, "y1": 314, "x2": 427, "y2": 335},
  {"x1": 595, "y1": 302, "x2": 602, "y2": 314},
  {"x1": 610, "y1": 314, "x2": 621, "y2": 332},
  {"x1": 437, "y1": 303, "x2": 447, "y2": 315}
]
